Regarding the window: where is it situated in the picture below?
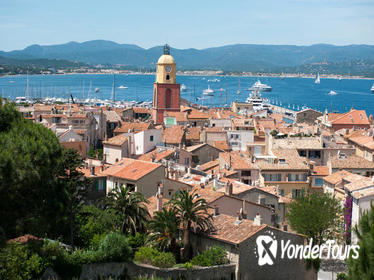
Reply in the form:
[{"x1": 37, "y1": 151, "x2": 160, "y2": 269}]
[
  {"x1": 127, "y1": 184, "x2": 135, "y2": 192},
  {"x1": 241, "y1": 170, "x2": 251, "y2": 176},
  {"x1": 263, "y1": 173, "x2": 281, "y2": 181},
  {"x1": 96, "y1": 180, "x2": 106, "y2": 191},
  {"x1": 315, "y1": 178, "x2": 323, "y2": 186},
  {"x1": 279, "y1": 189, "x2": 284, "y2": 197},
  {"x1": 150, "y1": 135, "x2": 154, "y2": 142},
  {"x1": 165, "y1": 89, "x2": 172, "y2": 108},
  {"x1": 185, "y1": 158, "x2": 190, "y2": 165},
  {"x1": 292, "y1": 189, "x2": 304, "y2": 198},
  {"x1": 166, "y1": 74, "x2": 170, "y2": 80}
]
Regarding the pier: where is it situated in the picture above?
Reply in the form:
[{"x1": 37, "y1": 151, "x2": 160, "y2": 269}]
[{"x1": 271, "y1": 105, "x2": 297, "y2": 123}]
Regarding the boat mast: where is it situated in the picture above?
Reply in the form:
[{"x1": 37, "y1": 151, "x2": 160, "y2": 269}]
[
  {"x1": 111, "y1": 74, "x2": 116, "y2": 102},
  {"x1": 25, "y1": 72, "x2": 29, "y2": 99}
]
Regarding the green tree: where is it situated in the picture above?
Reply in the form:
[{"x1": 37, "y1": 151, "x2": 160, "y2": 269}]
[
  {"x1": 58, "y1": 147, "x2": 90, "y2": 247},
  {"x1": 347, "y1": 203, "x2": 374, "y2": 279},
  {"x1": 168, "y1": 190, "x2": 213, "y2": 261},
  {"x1": 76, "y1": 205, "x2": 121, "y2": 248},
  {"x1": 147, "y1": 208, "x2": 180, "y2": 258},
  {"x1": 0, "y1": 101, "x2": 64, "y2": 239},
  {"x1": 287, "y1": 192, "x2": 341, "y2": 245},
  {"x1": 105, "y1": 185, "x2": 150, "y2": 235}
]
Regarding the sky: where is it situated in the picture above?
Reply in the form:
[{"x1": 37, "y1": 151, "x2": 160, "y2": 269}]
[{"x1": 1, "y1": 0, "x2": 374, "y2": 51}]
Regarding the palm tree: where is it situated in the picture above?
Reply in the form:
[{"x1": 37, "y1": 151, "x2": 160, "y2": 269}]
[
  {"x1": 105, "y1": 185, "x2": 150, "y2": 235},
  {"x1": 168, "y1": 189, "x2": 214, "y2": 261},
  {"x1": 147, "y1": 207, "x2": 180, "y2": 259}
]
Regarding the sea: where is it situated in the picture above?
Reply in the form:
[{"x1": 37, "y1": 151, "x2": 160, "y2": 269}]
[{"x1": 1, "y1": 74, "x2": 374, "y2": 116}]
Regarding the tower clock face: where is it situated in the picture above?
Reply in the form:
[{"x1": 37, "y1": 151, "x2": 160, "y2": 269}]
[{"x1": 165, "y1": 66, "x2": 171, "y2": 73}]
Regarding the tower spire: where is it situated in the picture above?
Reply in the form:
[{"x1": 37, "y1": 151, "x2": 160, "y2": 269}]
[{"x1": 163, "y1": 44, "x2": 170, "y2": 55}]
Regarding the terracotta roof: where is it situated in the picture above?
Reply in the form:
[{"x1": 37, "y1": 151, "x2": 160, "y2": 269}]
[
  {"x1": 186, "y1": 126, "x2": 202, "y2": 141},
  {"x1": 206, "y1": 214, "x2": 266, "y2": 244},
  {"x1": 133, "y1": 107, "x2": 151, "y2": 114},
  {"x1": 349, "y1": 136, "x2": 374, "y2": 151},
  {"x1": 7, "y1": 234, "x2": 41, "y2": 244},
  {"x1": 205, "y1": 127, "x2": 225, "y2": 132},
  {"x1": 257, "y1": 149, "x2": 309, "y2": 171},
  {"x1": 103, "y1": 110, "x2": 122, "y2": 122},
  {"x1": 328, "y1": 113, "x2": 343, "y2": 122},
  {"x1": 186, "y1": 143, "x2": 208, "y2": 152},
  {"x1": 137, "y1": 148, "x2": 174, "y2": 162},
  {"x1": 186, "y1": 109, "x2": 209, "y2": 120},
  {"x1": 79, "y1": 165, "x2": 108, "y2": 178},
  {"x1": 220, "y1": 151, "x2": 258, "y2": 170},
  {"x1": 323, "y1": 170, "x2": 352, "y2": 185},
  {"x1": 351, "y1": 187, "x2": 374, "y2": 200},
  {"x1": 165, "y1": 111, "x2": 188, "y2": 122},
  {"x1": 272, "y1": 137, "x2": 322, "y2": 150},
  {"x1": 330, "y1": 154, "x2": 374, "y2": 169},
  {"x1": 192, "y1": 187, "x2": 225, "y2": 204},
  {"x1": 330, "y1": 110, "x2": 370, "y2": 125},
  {"x1": 69, "y1": 114, "x2": 88, "y2": 119},
  {"x1": 74, "y1": 129, "x2": 87, "y2": 135},
  {"x1": 312, "y1": 166, "x2": 329, "y2": 176},
  {"x1": 42, "y1": 114, "x2": 67, "y2": 119},
  {"x1": 101, "y1": 158, "x2": 162, "y2": 181},
  {"x1": 146, "y1": 195, "x2": 170, "y2": 217},
  {"x1": 162, "y1": 126, "x2": 185, "y2": 145},
  {"x1": 200, "y1": 159, "x2": 219, "y2": 172},
  {"x1": 114, "y1": 122, "x2": 151, "y2": 133},
  {"x1": 214, "y1": 140, "x2": 230, "y2": 151},
  {"x1": 103, "y1": 134, "x2": 128, "y2": 146}
]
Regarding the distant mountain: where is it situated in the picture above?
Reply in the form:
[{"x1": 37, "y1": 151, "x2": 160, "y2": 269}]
[{"x1": 1, "y1": 40, "x2": 374, "y2": 75}]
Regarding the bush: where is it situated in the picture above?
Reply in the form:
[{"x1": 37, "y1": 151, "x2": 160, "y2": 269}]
[
  {"x1": 128, "y1": 232, "x2": 146, "y2": 250},
  {"x1": 151, "y1": 252, "x2": 176, "y2": 268},
  {"x1": 134, "y1": 247, "x2": 176, "y2": 268},
  {"x1": 0, "y1": 242, "x2": 47, "y2": 280},
  {"x1": 190, "y1": 246, "x2": 228, "y2": 267},
  {"x1": 336, "y1": 273, "x2": 347, "y2": 280},
  {"x1": 134, "y1": 247, "x2": 159, "y2": 265},
  {"x1": 97, "y1": 232, "x2": 132, "y2": 262}
]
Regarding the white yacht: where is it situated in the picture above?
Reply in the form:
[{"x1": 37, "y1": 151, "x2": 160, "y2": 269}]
[
  {"x1": 245, "y1": 90, "x2": 271, "y2": 111},
  {"x1": 118, "y1": 85, "x2": 128, "y2": 89},
  {"x1": 371, "y1": 83, "x2": 374, "y2": 93},
  {"x1": 315, "y1": 73, "x2": 320, "y2": 84},
  {"x1": 181, "y1": 84, "x2": 187, "y2": 92},
  {"x1": 328, "y1": 90, "x2": 338, "y2": 96},
  {"x1": 203, "y1": 85, "x2": 214, "y2": 96},
  {"x1": 248, "y1": 80, "x2": 272, "y2": 92}
]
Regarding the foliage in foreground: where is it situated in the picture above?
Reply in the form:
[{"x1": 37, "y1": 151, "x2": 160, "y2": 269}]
[
  {"x1": 0, "y1": 232, "x2": 132, "y2": 279},
  {"x1": 190, "y1": 246, "x2": 229, "y2": 267},
  {"x1": 347, "y1": 203, "x2": 374, "y2": 280},
  {"x1": 287, "y1": 192, "x2": 341, "y2": 245},
  {"x1": 134, "y1": 247, "x2": 176, "y2": 268}
]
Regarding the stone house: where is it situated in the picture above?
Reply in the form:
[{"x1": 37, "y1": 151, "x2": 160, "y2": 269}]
[
  {"x1": 190, "y1": 214, "x2": 308, "y2": 280},
  {"x1": 185, "y1": 143, "x2": 223, "y2": 167},
  {"x1": 296, "y1": 108, "x2": 323, "y2": 124},
  {"x1": 103, "y1": 134, "x2": 129, "y2": 164}
]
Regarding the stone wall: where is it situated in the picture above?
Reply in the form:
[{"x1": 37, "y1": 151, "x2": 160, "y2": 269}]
[{"x1": 46, "y1": 262, "x2": 237, "y2": 280}]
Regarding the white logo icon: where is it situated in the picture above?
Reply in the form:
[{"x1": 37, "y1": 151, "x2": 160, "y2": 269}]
[{"x1": 256, "y1": 235, "x2": 278, "y2": 266}]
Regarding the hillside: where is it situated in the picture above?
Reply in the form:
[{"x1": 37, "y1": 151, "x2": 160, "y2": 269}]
[{"x1": 1, "y1": 40, "x2": 374, "y2": 75}]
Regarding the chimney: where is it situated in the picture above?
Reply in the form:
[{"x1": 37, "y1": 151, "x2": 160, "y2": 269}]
[
  {"x1": 236, "y1": 211, "x2": 242, "y2": 221},
  {"x1": 241, "y1": 200, "x2": 247, "y2": 219},
  {"x1": 91, "y1": 166, "x2": 95, "y2": 176},
  {"x1": 213, "y1": 205, "x2": 219, "y2": 216},
  {"x1": 229, "y1": 155, "x2": 232, "y2": 169},
  {"x1": 156, "y1": 183, "x2": 163, "y2": 211},
  {"x1": 253, "y1": 212, "x2": 262, "y2": 226},
  {"x1": 225, "y1": 183, "x2": 233, "y2": 196}
]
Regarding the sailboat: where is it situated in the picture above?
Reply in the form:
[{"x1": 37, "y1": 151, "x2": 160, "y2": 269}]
[
  {"x1": 237, "y1": 78, "x2": 241, "y2": 95},
  {"x1": 315, "y1": 73, "x2": 320, "y2": 84},
  {"x1": 181, "y1": 84, "x2": 187, "y2": 92}
]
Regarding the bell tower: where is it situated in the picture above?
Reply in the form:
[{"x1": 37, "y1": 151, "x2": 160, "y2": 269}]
[{"x1": 152, "y1": 44, "x2": 180, "y2": 124}]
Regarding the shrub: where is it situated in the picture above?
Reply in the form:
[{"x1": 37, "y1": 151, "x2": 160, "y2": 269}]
[
  {"x1": 134, "y1": 247, "x2": 159, "y2": 265},
  {"x1": 190, "y1": 246, "x2": 229, "y2": 267},
  {"x1": 128, "y1": 232, "x2": 146, "y2": 250},
  {"x1": 97, "y1": 232, "x2": 132, "y2": 262},
  {"x1": 0, "y1": 242, "x2": 47, "y2": 280},
  {"x1": 134, "y1": 247, "x2": 176, "y2": 268},
  {"x1": 151, "y1": 252, "x2": 176, "y2": 268},
  {"x1": 190, "y1": 254, "x2": 211, "y2": 266},
  {"x1": 337, "y1": 273, "x2": 347, "y2": 280}
]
